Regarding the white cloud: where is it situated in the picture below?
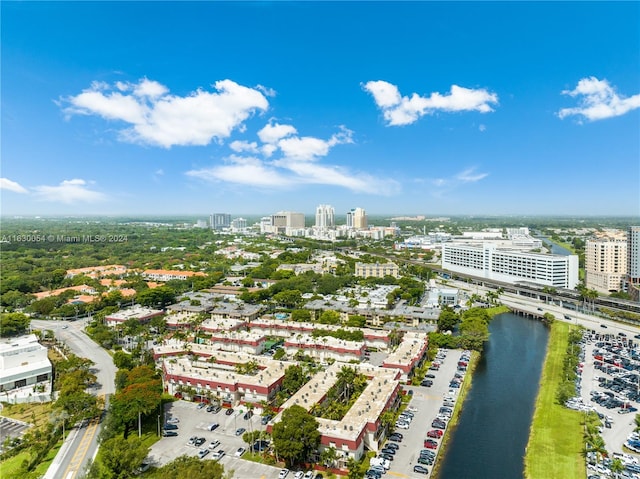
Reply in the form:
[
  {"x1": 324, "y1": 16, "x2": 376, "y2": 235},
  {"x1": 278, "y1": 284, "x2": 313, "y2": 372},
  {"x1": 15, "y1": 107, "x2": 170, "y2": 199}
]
[
  {"x1": 256, "y1": 84, "x2": 277, "y2": 97},
  {"x1": 363, "y1": 80, "x2": 499, "y2": 126},
  {"x1": 276, "y1": 127, "x2": 353, "y2": 162},
  {"x1": 33, "y1": 179, "x2": 106, "y2": 204},
  {"x1": 558, "y1": 77, "x2": 640, "y2": 121},
  {"x1": 186, "y1": 156, "x2": 293, "y2": 188},
  {"x1": 479, "y1": 124, "x2": 486, "y2": 132},
  {"x1": 61, "y1": 78, "x2": 269, "y2": 148},
  {"x1": 229, "y1": 140, "x2": 259, "y2": 153},
  {"x1": 257, "y1": 121, "x2": 298, "y2": 144},
  {"x1": 456, "y1": 167, "x2": 488, "y2": 183},
  {"x1": 0, "y1": 178, "x2": 28, "y2": 193}
]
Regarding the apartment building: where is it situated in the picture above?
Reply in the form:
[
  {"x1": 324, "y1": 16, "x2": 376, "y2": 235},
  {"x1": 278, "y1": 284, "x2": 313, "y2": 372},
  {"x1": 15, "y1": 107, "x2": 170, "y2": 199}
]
[
  {"x1": 267, "y1": 363, "x2": 402, "y2": 465},
  {"x1": 355, "y1": 262, "x2": 400, "y2": 279},
  {"x1": 157, "y1": 345, "x2": 296, "y2": 405},
  {"x1": 585, "y1": 232, "x2": 627, "y2": 293},
  {"x1": 315, "y1": 204, "x2": 335, "y2": 229}
]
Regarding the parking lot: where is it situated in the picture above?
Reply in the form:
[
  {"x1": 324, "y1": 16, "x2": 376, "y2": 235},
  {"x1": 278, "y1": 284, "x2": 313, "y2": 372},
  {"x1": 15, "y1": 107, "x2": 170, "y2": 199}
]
[
  {"x1": 578, "y1": 329, "x2": 640, "y2": 452},
  {"x1": 148, "y1": 400, "x2": 284, "y2": 478},
  {"x1": 368, "y1": 348, "x2": 470, "y2": 479}
]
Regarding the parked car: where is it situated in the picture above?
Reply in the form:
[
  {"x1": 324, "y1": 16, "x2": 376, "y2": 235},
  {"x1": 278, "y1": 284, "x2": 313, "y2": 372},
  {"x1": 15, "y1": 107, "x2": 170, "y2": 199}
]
[
  {"x1": 261, "y1": 414, "x2": 273, "y2": 425},
  {"x1": 198, "y1": 448, "x2": 209, "y2": 459},
  {"x1": 194, "y1": 437, "x2": 206, "y2": 447},
  {"x1": 235, "y1": 427, "x2": 246, "y2": 436},
  {"x1": 244, "y1": 410, "x2": 254, "y2": 420},
  {"x1": 414, "y1": 465, "x2": 429, "y2": 474},
  {"x1": 235, "y1": 447, "x2": 246, "y2": 457},
  {"x1": 162, "y1": 430, "x2": 178, "y2": 437},
  {"x1": 279, "y1": 470, "x2": 290, "y2": 479},
  {"x1": 226, "y1": 408, "x2": 235, "y2": 415},
  {"x1": 166, "y1": 417, "x2": 179, "y2": 424},
  {"x1": 207, "y1": 422, "x2": 219, "y2": 431},
  {"x1": 212, "y1": 450, "x2": 225, "y2": 461},
  {"x1": 196, "y1": 402, "x2": 206, "y2": 409},
  {"x1": 209, "y1": 440, "x2": 221, "y2": 449},
  {"x1": 427, "y1": 429, "x2": 443, "y2": 438},
  {"x1": 163, "y1": 423, "x2": 178, "y2": 430},
  {"x1": 424, "y1": 439, "x2": 439, "y2": 449}
]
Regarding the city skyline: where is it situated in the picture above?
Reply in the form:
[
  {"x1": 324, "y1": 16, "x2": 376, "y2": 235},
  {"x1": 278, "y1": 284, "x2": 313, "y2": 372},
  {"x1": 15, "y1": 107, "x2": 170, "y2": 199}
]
[{"x1": 2, "y1": 2, "x2": 639, "y2": 217}]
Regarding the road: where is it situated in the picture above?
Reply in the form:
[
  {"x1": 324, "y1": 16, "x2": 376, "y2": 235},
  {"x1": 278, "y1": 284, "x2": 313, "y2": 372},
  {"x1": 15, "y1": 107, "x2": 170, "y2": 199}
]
[{"x1": 32, "y1": 319, "x2": 116, "y2": 479}]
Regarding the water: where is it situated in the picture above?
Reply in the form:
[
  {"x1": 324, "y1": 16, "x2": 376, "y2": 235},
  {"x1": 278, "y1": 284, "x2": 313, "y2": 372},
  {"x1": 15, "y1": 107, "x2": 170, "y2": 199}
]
[
  {"x1": 536, "y1": 234, "x2": 572, "y2": 256},
  {"x1": 437, "y1": 313, "x2": 549, "y2": 479}
]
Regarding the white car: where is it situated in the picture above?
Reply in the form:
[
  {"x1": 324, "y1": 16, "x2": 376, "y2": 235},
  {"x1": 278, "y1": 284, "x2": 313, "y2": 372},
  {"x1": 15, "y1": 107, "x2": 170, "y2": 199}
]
[
  {"x1": 279, "y1": 470, "x2": 290, "y2": 479},
  {"x1": 166, "y1": 417, "x2": 179, "y2": 424},
  {"x1": 235, "y1": 447, "x2": 246, "y2": 457},
  {"x1": 209, "y1": 440, "x2": 220, "y2": 450},
  {"x1": 294, "y1": 472, "x2": 304, "y2": 479},
  {"x1": 395, "y1": 421, "x2": 410, "y2": 429},
  {"x1": 303, "y1": 472, "x2": 314, "y2": 479},
  {"x1": 212, "y1": 450, "x2": 225, "y2": 461}
]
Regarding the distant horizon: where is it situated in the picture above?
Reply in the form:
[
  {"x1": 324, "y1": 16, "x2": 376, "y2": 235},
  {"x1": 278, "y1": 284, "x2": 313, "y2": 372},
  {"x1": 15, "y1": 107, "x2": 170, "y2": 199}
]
[
  {"x1": 2, "y1": 2, "x2": 638, "y2": 217},
  {"x1": 2, "y1": 213, "x2": 639, "y2": 222}
]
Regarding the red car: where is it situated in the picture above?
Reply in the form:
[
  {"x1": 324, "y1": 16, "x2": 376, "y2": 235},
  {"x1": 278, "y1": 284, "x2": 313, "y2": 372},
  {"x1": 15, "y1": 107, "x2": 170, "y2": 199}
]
[
  {"x1": 427, "y1": 429, "x2": 443, "y2": 438},
  {"x1": 424, "y1": 439, "x2": 439, "y2": 449}
]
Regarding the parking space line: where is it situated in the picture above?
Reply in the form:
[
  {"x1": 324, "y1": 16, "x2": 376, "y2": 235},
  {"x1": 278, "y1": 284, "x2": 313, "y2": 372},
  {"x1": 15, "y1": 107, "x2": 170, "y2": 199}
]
[{"x1": 387, "y1": 471, "x2": 409, "y2": 477}]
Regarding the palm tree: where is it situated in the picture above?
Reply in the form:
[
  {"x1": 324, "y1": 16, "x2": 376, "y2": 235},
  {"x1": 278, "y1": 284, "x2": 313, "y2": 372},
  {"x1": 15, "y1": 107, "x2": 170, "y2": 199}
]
[
  {"x1": 320, "y1": 446, "x2": 338, "y2": 469},
  {"x1": 610, "y1": 458, "x2": 625, "y2": 478}
]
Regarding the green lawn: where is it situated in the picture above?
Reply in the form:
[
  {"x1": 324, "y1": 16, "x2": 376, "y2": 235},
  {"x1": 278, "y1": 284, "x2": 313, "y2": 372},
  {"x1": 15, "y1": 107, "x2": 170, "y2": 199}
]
[
  {"x1": 524, "y1": 321, "x2": 585, "y2": 479},
  {"x1": 0, "y1": 439, "x2": 63, "y2": 479}
]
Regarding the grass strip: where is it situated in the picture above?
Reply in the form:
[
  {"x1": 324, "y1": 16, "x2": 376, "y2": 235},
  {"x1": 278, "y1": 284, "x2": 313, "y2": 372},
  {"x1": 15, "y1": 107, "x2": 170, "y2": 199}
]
[{"x1": 524, "y1": 321, "x2": 585, "y2": 479}]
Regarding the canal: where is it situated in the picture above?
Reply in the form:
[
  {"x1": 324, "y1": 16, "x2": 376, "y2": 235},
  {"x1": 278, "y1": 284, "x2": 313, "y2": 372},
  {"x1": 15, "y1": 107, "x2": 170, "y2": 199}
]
[{"x1": 437, "y1": 312, "x2": 549, "y2": 479}]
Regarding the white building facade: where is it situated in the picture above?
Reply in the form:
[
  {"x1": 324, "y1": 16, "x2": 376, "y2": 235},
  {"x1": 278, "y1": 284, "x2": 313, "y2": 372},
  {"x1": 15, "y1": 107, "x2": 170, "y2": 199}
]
[
  {"x1": 0, "y1": 335, "x2": 52, "y2": 395},
  {"x1": 442, "y1": 243, "x2": 579, "y2": 289}
]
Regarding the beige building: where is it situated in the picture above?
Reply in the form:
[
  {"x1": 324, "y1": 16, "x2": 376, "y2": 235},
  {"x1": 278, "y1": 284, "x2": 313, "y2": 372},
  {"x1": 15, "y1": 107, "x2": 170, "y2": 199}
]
[
  {"x1": 270, "y1": 211, "x2": 305, "y2": 234},
  {"x1": 585, "y1": 232, "x2": 627, "y2": 293},
  {"x1": 355, "y1": 262, "x2": 400, "y2": 279},
  {"x1": 347, "y1": 207, "x2": 368, "y2": 229}
]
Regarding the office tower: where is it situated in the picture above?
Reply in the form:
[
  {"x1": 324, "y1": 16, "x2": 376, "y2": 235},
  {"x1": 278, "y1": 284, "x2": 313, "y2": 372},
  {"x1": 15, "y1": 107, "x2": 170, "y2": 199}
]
[
  {"x1": 270, "y1": 211, "x2": 305, "y2": 233},
  {"x1": 315, "y1": 204, "x2": 335, "y2": 229}
]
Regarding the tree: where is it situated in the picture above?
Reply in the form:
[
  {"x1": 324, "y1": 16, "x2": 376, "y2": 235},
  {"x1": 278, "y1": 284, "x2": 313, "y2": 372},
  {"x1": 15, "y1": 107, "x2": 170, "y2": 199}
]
[
  {"x1": 0, "y1": 312, "x2": 30, "y2": 337},
  {"x1": 320, "y1": 446, "x2": 338, "y2": 468},
  {"x1": 273, "y1": 290, "x2": 303, "y2": 309},
  {"x1": 272, "y1": 405, "x2": 321, "y2": 468},
  {"x1": 273, "y1": 348, "x2": 285, "y2": 360},
  {"x1": 88, "y1": 435, "x2": 149, "y2": 479},
  {"x1": 317, "y1": 310, "x2": 341, "y2": 325},
  {"x1": 146, "y1": 455, "x2": 226, "y2": 479},
  {"x1": 110, "y1": 366, "x2": 162, "y2": 438},
  {"x1": 610, "y1": 458, "x2": 625, "y2": 478},
  {"x1": 291, "y1": 309, "x2": 311, "y2": 322},
  {"x1": 282, "y1": 365, "x2": 306, "y2": 396},
  {"x1": 437, "y1": 307, "x2": 459, "y2": 332},
  {"x1": 346, "y1": 315, "x2": 366, "y2": 327}
]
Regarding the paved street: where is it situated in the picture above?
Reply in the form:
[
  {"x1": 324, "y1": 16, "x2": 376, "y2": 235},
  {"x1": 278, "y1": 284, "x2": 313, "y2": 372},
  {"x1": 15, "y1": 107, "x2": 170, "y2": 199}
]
[{"x1": 31, "y1": 319, "x2": 116, "y2": 479}]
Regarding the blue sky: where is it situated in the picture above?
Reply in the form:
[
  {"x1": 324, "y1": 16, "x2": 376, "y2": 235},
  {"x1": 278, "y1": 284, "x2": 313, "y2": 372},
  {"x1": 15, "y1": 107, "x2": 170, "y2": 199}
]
[{"x1": 2, "y1": 1, "x2": 639, "y2": 217}]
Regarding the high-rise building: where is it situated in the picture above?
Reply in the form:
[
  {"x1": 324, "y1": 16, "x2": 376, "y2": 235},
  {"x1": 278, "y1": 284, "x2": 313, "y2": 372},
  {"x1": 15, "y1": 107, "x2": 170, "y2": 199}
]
[
  {"x1": 627, "y1": 226, "x2": 640, "y2": 301},
  {"x1": 270, "y1": 211, "x2": 305, "y2": 233},
  {"x1": 210, "y1": 213, "x2": 231, "y2": 230},
  {"x1": 346, "y1": 207, "x2": 367, "y2": 229},
  {"x1": 585, "y1": 232, "x2": 627, "y2": 293},
  {"x1": 230, "y1": 217, "x2": 247, "y2": 231},
  {"x1": 315, "y1": 204, "x2": 335, "y2": 229}
]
